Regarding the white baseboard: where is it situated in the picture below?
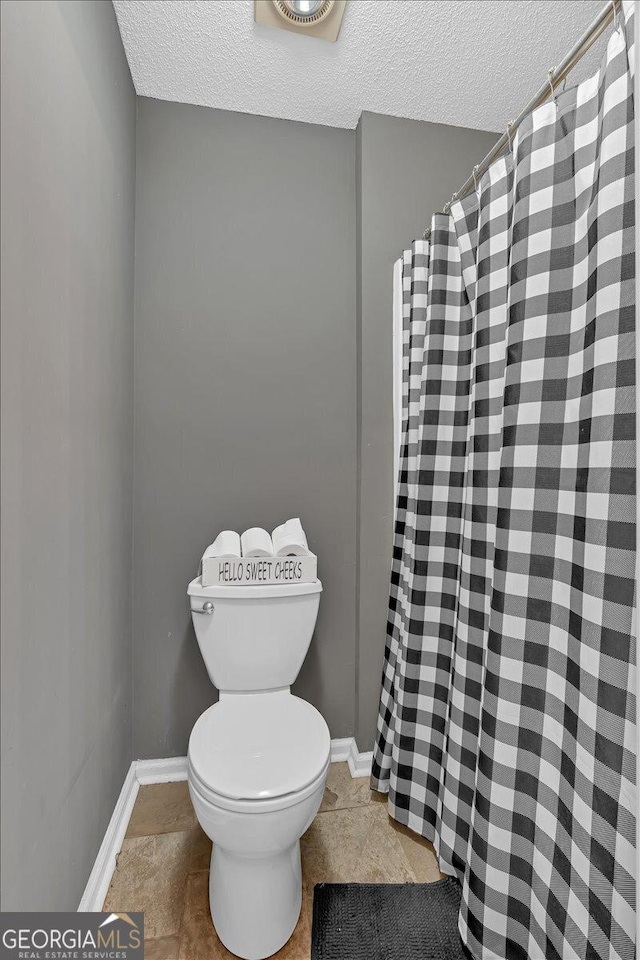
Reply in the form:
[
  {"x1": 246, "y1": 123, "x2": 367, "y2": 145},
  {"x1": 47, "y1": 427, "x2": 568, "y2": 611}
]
[
  {"x1": 78, "y1": 761, "x2": 139, "y2": 912},
  {"x1": 347, "y1": 738, "x2": 373, "y2": 778},
  {"x1": 78, "y1": 736, "x2": 372, "y2": 911},
  {"x1": 135, "y1": 755, "x2": 188, "y2": 784},
  {"x1": 133, "y1": 740, "x2": 370, "y2": 782},
  {"x1": 329, "y1": 737, "x2": 353, "y2": 762}
]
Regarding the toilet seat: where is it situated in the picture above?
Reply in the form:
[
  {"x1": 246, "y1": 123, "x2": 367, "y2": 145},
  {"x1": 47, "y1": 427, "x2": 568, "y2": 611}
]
[{"x1": 188, "y1": 692, "x2": 331, "y2": 812}]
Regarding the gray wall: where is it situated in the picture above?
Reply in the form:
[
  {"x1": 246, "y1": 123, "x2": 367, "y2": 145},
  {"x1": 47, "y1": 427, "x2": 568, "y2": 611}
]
[
  {"x1": 0, "y1": 0, "x2": 135, "y2": 910},
  {"x1": 132, "y1": 101, "x2": 497, "y2": 759},
  {"x1": 355, "y1": 113, "x2": 498, "y2": 749},
  {"x1": 133, "y1": 99, "x2": 357, "y2": 758}
]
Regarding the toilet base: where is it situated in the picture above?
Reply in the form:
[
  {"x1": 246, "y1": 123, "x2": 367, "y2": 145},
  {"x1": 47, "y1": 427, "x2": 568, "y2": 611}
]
[{"x1": 209, "y1": 841, "x2": 302, "y2": 960}]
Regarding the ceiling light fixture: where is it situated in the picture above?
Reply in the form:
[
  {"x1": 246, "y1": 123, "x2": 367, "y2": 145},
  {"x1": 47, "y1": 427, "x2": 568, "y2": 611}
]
[
  {"x1": 275, "y1": 1, "x2": 334, "y2": 26},
  {"x1": 254, "y1": 0, "x2": 347, "y2": 42}
]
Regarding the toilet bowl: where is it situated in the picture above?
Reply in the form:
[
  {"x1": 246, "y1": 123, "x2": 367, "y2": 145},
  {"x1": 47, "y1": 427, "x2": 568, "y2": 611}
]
[
  {"x1": 187, "y1": 576, "x2": 328, "y2": 959},
  {"x1": 188, "y1": 691, "x2": 330, "y2": 959}
]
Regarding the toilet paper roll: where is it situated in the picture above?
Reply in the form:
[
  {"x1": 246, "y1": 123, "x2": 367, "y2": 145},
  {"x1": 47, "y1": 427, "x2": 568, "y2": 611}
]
[
  {"x1": 241, "y1": 527, "x2": 273, "y2": 557},
  {"x1": 203, "y1": 530, "x2": 242, "y2": 559},
  {"x1": 271, "y1": 518, "x2": 310, "y2": 557},
  {"x1": 271, "y1": 522, "x2": 286, "y2": 542},
  {"x1": 284, "y1": 517, "x2": 308, "y2": 545}
]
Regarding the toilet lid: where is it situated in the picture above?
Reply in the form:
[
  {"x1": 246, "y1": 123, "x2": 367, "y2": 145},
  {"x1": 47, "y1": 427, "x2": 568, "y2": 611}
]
[{"x1": 188, "y1": 693, "x2": 331, "y2": 801}]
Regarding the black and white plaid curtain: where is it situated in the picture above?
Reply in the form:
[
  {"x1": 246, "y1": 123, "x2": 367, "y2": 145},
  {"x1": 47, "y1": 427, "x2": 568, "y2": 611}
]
[{"x1": 372, "y1": 5, "x2": 636, "y2": 959}]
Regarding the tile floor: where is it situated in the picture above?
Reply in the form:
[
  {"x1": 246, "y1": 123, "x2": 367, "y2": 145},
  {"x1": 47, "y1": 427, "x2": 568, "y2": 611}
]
[{"x1": 103, "y1": 763, "x2": 444, "y2": 959}]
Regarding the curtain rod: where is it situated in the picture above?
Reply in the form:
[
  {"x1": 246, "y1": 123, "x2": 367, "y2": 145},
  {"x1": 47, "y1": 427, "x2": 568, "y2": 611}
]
[{"x1": 423, "y1": 0, "x2": 620, "y2": 238}]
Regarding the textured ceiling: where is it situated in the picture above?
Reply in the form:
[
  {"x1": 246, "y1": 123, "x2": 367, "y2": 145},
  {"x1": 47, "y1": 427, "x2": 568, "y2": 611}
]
[{"x1": 113, "y1": 0, "x2": 609, "y2": 132}]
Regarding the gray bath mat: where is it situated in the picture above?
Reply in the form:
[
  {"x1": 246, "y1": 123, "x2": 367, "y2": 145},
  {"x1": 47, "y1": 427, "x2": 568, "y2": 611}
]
[{"x1": 311, "y1": 879, "x2": 470, "y2": 960}]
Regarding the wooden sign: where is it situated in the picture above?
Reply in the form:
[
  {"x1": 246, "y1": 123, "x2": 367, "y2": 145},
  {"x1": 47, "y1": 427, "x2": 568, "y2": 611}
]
[{"x1": 202, "y1": 554, "x2": 317, "y2": 587}]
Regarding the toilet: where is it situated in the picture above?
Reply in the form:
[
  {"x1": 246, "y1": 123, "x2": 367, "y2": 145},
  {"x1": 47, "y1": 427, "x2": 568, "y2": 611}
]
[{"x1": 187, "y1": 576, "x2": 330, "y2": 960}]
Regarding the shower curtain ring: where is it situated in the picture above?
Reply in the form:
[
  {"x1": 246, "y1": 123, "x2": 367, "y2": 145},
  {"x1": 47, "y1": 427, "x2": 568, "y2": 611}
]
[
  {"x1": 473, "y1": 165, "x2": 480, "y2": 189},
  {"x1": 506, "y1": 122, "x2": 514, "y2": 152},
  {"x1": 548, "y1": 67, "x2": 556, "y2": 101},
  {"x1": 443, "y1": 201, "x2": 451, "y2": 215}
]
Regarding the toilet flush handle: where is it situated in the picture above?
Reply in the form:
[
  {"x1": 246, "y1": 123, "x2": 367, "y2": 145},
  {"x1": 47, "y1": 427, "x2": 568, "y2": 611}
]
[{"x1": 194, "y1": 601, "x2": 214, "y2": 615}]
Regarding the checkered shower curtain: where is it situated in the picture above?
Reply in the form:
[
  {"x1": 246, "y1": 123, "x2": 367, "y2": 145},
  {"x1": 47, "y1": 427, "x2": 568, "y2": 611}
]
[{"x1": 372, "y1": 5, "x2": 636, "y2": 959}]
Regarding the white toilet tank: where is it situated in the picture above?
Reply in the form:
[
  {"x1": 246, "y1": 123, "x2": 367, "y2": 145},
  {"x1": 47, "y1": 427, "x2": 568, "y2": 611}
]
[{"x1": 188, "y1": 577, "x2": 322, "y2": 693}]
